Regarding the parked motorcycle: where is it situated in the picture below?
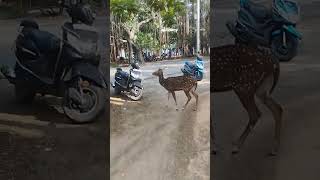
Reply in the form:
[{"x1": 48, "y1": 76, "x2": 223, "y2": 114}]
[
  {"x1": 181, "y1": 56, "x2": 204, "y2": 81},
  {"x1": 112, "y1": 63, "x2": 143, "y2": 101},
  {"x1": 226, "y1": 0, "x2": 302, "y2": 61},
  {"x1": 0, "y1": 3, "x2": 107, "y2": 123},
  {"x1": 160, "y1": 53, "x2": 167, "y2": 60}
]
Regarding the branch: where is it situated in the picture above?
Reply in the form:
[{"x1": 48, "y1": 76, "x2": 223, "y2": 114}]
[
  {"x1": 137, "y1": 11, "x2": 157, "y2": 29},
  {"x1": 137, "y1": 18, "x2": 153, "y2": 29},
  {"x1": 114, "y1": 21, "x2": 131, "y2": 36}
]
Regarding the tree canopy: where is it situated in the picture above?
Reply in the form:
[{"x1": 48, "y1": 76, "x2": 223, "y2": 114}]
[{"x1": 111, "y1": 0, "x2": 209, "y2": 63}]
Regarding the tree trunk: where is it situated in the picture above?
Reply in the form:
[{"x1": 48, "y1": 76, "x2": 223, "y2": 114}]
[
  {"x1": 131, "y1": 43, "x2": 144, "y2": 64},
  {"x1": 128, "y1": 41, "x2": 133, "y2": 63},
  {"x1": 138, "y1": 48, "x2": 144, "y2": 64},
  {"x1": 185, "y1": 0, "x2": 190, "y2": 36},
  {"x1": 17, "y1": 0, "x2": 24, "y2": 14}
]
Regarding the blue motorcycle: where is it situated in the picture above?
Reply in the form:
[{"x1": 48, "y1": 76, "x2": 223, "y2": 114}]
[
  {"x1": 226, "y1": 0, "x2": 302, "y2": 62},
  {"x1": 181, "y1": 57, "x2": 204, "y2": 81}
]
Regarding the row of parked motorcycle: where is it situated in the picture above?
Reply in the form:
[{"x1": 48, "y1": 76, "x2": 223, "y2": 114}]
[{"x1": 143, "y1": 53, "x2": 171, "y2": 62}]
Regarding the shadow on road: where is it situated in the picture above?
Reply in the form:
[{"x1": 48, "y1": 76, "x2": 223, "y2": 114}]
[{"x1": 0, "y1": 80, "x2": 108, "y2": 180}]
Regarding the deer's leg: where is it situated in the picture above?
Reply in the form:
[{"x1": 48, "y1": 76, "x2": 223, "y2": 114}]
[
  {"x1": 171, "y1": 91, "x2": 179, "y2": 111},
  {"x1": 182, "y1": 90, "x2": 192, "y2": 110},
  {"x1": 256, "y1": 80, "x2": 283, "y2": 155},
  {"x1": 190, "y1": 89, "x2": 199, "y2": 111},
  {"x1": 232, "y1": 91, "x2": 261, "y2": 154},
  {"x1": 258, "y1": 93, "x2": 283, "y2": 155},
  {"x1": 166, "y1": 91, "x2": 170, "y2": 107},
  {"x1": 211, "y1": 115, "x2": 218, "y2": 154}
]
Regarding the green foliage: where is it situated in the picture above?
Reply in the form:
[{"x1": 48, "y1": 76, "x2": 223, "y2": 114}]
[
  {"x1": 136, "y1": 32, "x2": 160, "y2": 50},
  {"x1": 111, "y1": 0, "x2": 209, "y2": 60},
  {"x1": 112, "y1": 0, "x2": 185, "y2": 28},
  {"x1": 111, "y1": 0, "x2": 140, "y2": 21},
  {"x1": 160, "y1": 0, "x2": 185, "y2": 27}
]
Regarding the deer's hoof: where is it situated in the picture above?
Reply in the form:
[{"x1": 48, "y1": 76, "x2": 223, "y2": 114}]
[
  {"x1": 269, "y1": 147, "x2": 279, "y2": 156},
  {"x1": 269, "y1": 141, "x2": 279, "y2": 156},
  {"x1": 268, "y1": 151, "x2": 277, "y2": 156},
  {"x1": 211, "y1": 147, "x2": 218, "y2": 155},
  {"x1": 193, "y1": 107, "x2": 197, "y2": 111},
  {"x1": 231, "y1": 145, "x2": 240, "y2": 154}
]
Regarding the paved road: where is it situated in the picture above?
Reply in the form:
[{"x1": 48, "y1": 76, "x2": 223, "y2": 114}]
[
  {"x1": 110, "y1": 59, "x2": 210, "y2": 180},
  {"x1": 0, "y1": 16, "x2": 108, "y2": 180},
  {"x1": 211, "y1": 0, "x2": 320, "y2": 180}
]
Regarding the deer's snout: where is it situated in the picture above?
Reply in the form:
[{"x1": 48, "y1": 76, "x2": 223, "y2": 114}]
[{"x1": 152, "y1": 69, "x2": 162, "y2": 76}]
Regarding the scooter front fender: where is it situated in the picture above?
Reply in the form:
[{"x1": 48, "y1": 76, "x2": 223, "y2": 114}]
[{"x1": 132, "y1": 81, "x2": 143, "y2": 89}]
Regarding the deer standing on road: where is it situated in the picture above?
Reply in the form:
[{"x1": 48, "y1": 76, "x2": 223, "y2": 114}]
[
  {"x1": 152, "y1": 69, "x2": 198, "y2": 111},
  {"x1": 211, "y1": 44, "x2": 283, "y2": 155}
]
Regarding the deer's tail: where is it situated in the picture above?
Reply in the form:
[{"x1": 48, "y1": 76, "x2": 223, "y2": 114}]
[{"x1": 270, "y1": 57, "x2": 280, "y2": 94}]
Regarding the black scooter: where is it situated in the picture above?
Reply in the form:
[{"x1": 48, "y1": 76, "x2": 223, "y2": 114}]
[
  {"x1": 112, "y1": 63, "x2": 143, "y2": 101},
  {"x1": 1, "y1": 3, "x2": 107, "y2": 123}
]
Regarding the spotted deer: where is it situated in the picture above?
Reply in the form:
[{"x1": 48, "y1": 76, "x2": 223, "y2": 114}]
[
  {"x1": 152, "y1": 69, "x2": 198, "y2": 111},
  {"x1": 211, "y1": 44, "x2": 283, "y2": 155}
]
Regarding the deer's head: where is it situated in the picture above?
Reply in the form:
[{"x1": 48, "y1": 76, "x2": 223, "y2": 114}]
[{"x1": 152, "y1": 68, "x2": 163, "y2": 77}]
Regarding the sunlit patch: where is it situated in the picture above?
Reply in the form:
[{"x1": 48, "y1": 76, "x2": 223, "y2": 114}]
[
  {"x1": 110, "y1": 97, "x2": 142, "y2": 105},
  {"x1": 110, "y1": 97, "x2": 126, "y2": 102},
  {"x1": 110, "y1": 101, "x2": 124, "y2": 106}
]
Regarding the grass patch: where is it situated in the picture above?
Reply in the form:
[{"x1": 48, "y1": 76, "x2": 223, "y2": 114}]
[{"x1": 110, "y1": 62, "x2": 119, "y2": 68}]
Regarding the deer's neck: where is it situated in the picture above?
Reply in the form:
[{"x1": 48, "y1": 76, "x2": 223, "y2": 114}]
[{"x1": 158, "y1": 73, "x2": 165, "y2": 86}]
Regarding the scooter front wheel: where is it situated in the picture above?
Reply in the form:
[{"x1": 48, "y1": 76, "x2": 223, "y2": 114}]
[
  {"x1": 63, "y1": 83, "x2": 106, "y2": 123},
  {"x1": 127, "y1": 86, "x2": 143, "y2": 101},
  {"x1": 271, "y1": 34, "x2": 299, "y2": 62}
]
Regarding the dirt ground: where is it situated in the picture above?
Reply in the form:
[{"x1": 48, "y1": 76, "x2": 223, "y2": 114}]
[
  {"x1": 0, "y1": 81, "x2": 108, "y2": 180},
  {"x1": 110, "y1": 60, "x2": 210, "y2": 180}
]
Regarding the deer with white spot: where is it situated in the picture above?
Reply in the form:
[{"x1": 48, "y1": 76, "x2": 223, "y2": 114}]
[
  {"x1": 211, "y1": 44, "x2": 283, "y2": 155},
  {"x1": 152, "y1": 68, "x2": 198, "y2": 111}
]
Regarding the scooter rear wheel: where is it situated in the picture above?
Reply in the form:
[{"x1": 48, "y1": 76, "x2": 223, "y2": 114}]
[{"x1": 271, "y1": 34, "x2": 298, "y2": 62}]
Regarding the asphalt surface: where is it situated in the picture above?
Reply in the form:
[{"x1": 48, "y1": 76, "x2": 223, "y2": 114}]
[
  {"x1": 0, "y1": 16, "x2": 108, "y2": 179},
  {"x1": 211, "y1": 0, "x2": 320, "y2": 180},
  {"x1": 110, "y1": 59, "x2": 210, "y2": 180}
]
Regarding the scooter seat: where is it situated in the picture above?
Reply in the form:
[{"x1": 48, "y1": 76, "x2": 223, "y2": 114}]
[
  {"x1": 244, "y1": 1, "x2": 271, "y2": 20},
  {"x1": 29, "y1": 30, "x2": 61, "y2": 53},
  {"x1": 116, "y1": 70, "x2": 129, "y2": 79},
  {"x1": 20, "y1": 28, "x2": 60, "y2": 54}
]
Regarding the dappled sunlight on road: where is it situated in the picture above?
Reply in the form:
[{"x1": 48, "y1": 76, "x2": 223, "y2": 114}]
[{"x1": 110, "y1": 97, "x2": 143, "y2": 106}]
